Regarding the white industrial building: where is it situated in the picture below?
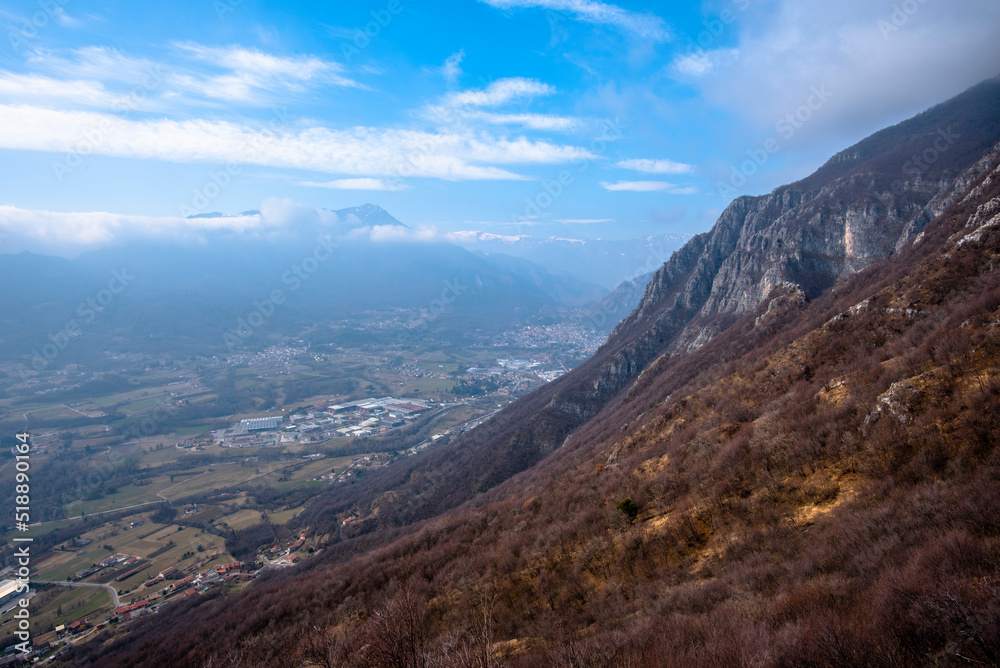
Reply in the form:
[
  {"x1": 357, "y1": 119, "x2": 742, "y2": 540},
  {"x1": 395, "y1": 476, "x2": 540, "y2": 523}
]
[{"x1": 240, "y1": 416, "x2": 283, "y2": 432}]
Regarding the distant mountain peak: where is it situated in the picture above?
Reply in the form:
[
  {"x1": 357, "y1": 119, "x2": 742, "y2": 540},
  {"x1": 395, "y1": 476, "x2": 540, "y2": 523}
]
[
  {"x1": 183, "y1": 204, "x2": 404, "y2": 228},
  {"x1": 327, "y1": 203, "x2": 408, "y2": 229},
  {"x1": 184, "y1": 210, "x2": 260, "y2": 220}
]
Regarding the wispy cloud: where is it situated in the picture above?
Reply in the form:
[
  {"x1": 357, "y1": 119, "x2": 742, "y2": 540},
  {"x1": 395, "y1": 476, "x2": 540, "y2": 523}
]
[
  {"x1": 447, "y1": 77, "x2": 555, "y2": 107},
  {"x1": 425, "y1": 77, "x2": 581, "y2": 132},
  {"x1": 23, "y1": 43, "x2": 363, "y2": 109},
  {"x1": 442, "y1": 50, "x2": 465, "y2": 84},
  {"x1": 54, "y1": 7, "x2": 78, "y2": 26},
  {"x1": 300, "y1": 178, "x2": 409, "y2": 191},
  {"x1": 27, "y1": 46, "x2": 159, "y2": 84},
  {"x1": 601, "y1": 180, "x2": 697, "y2": 193},
  {"x1": 475, "y1": 111, "x2": 580, "y2": 131},
  {"x1": 0, "y1": 104, "x2": 595, "y2": 181},
  {"x1": 479, "y1": 0, "x2": 669, "y2": 41},
  {"x1": 424, "y1": 106, "x2": 580, "y2": 132},
  {"x1": 0, "y1": 71, "x2": 119, "y2": 108},
  {"x1": 172, "y1": 42, "x2": 364, "y2": 100},
  {"x1": 616, "y1": 158, "x2": 694, "y2": 175},
  {"x1": 670, "y1": 49, "x2": 739, "y2": 77}
]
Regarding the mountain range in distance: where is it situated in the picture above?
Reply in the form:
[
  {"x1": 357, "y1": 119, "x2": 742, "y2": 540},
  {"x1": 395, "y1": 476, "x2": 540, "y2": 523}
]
[
  {"x1": 0, "y1": 202, "x2": 675, "y2": 366},
  {"x1": 449, "y1": 230, "x2": 689, "y2": 291},
  {"x1": 184, "y1": 205, "x2": 689, "y2": 292}
]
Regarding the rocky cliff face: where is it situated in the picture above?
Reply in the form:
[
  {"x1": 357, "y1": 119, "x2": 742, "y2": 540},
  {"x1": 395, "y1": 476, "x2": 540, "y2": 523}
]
[{"x1": 596, "y1": 78, "x2": 1000, "y2": 399}]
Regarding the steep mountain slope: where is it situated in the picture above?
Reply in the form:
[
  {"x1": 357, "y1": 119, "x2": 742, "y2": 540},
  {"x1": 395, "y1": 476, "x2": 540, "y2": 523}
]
[
  {"x1": 60, "y1": 79, "x2": 1000, "y2": 666},
  {"x1": 292, "y1": 77, "x2": 1000, "y2": 537}
]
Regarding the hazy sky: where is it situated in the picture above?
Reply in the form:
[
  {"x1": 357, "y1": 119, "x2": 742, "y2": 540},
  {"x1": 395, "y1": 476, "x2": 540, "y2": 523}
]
[{"x1": 0, "y1": 0, "x2": 998, "y2": 251}]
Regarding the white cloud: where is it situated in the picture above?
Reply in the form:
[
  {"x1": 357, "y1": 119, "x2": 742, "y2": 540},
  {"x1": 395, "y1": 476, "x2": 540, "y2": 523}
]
[
  {"x1": 258, "y1": 197, "x2": 340, "y2": 228},
  {"x1": 0, "y1": 71, "x2": 118, "y2": 108},
  {"x1": 172, "y1": 42, "x2": 363, "y2": 100},
  {"x1": 0, "y1": 199, "x2": 447, "y2": 254},
  {"x1": 54, "y1": 7, "x2": 78, "y2": 26},
  {"x1": 690, "y1": 0, "x2": 1000, "y2": 143},
  {"x1": 616, "y1": 158, "x2": 694, "y2": 175},
  {"x1": 23, "y1": 43, "x2": 362, "y2": 109},
  {"x1": 470, "y1": 111, "x2": 580, "y2": 131},
  {"x1": 0, "y1": 104, "x2": 595, "y2": 181},
  {"x1": 176, "y1": 43, "x2": 330, "y2": 79},
  {"x1": 424, "y1": 77, "x2": 580, "y2": 132},
  {"x1": 368, "y1": 224, "x2": 443, "y2": 243},
  {"x1": 601, "y1": 181, "x2": 697, "y2": 193},
  {"x1": 424, "y1": 106, "x2": 580, "y2": 132},
  {"x1": 555, "y1": 218, "x2": 614, "y2": 224},
  {"x1": 300, "y1": 178, "x2": 409, "y2": 191},
  {"x1": 0, "y1": 204, "x2": 264, "y2": 255},
  {"x1": 670, "y1": 49, "x2": 739, "y2": 77},
  {"x1": 442, "y1": 50, "x2": 465, "y2": 84},
  {"x1": 479, "y1": 0, "x2": 668, "y2": 41},
  {"x1": 27, "y1": 47, "x2": 159, "y2": 85},
  {"x1": 447, "y1": 77, "x2": 555, "y2": 107}
]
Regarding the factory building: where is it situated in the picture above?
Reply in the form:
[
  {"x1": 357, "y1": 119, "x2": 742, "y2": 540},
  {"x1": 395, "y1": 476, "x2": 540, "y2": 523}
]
[{"x1": 240, "y1": 416, "x2": 283, "y2": 432}]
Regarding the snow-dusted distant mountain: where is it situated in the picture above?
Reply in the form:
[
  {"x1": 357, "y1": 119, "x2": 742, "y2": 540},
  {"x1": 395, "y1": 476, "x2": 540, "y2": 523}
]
[
  {"x1": 448, "y1": 231, "x2": 689, "y2": 290},
  {"x1": 186, "y1": 203, "x2": 407, "y2": 230}
]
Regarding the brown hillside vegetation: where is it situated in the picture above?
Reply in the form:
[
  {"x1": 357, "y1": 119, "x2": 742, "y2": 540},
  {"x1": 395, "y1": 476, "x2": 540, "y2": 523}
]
[{"x1": 60, "y1": 116, "x2": 1000, "y2": 664}]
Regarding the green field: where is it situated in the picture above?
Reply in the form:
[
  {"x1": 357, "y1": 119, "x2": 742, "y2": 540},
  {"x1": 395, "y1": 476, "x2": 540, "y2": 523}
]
[
  {"x1": 122, "y1": 397, "x2": 166, "y2": 413},
  {"x1": 157, "y1": 462, "x2": 295, "y2": 500},
  {"x1": 65, "y1": 480, "x2": 174, "y2": 515},
  {"x1": 36, "y1": 519, "x2": 231, "y2": 605},
  {"x1": 0, "y1": 584, "x2": 113, "y2": 644}
]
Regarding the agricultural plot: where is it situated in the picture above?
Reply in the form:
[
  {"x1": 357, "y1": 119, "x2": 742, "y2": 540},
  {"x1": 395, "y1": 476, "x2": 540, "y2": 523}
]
[
  {"x1": 156, "y1": 462, "x2": 293, "y2": 501},
  {"x1": 218, "y1": 509, "x2": 266, "y2": 531},
  {"x1": 0, "y1": 583, "x2": 111, "y2": 645},
  {"x1": 64, "y1": 479, "x2": 174, "y2": 515},
  {"x1": 32, "y1": 518, "x2": 233, "y2": 607}
]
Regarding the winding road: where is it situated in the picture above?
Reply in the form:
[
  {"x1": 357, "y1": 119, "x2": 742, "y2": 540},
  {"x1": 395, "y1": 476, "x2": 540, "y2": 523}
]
[{"x1": 35, "y1": 580, "x2": 121, "y2": 607}]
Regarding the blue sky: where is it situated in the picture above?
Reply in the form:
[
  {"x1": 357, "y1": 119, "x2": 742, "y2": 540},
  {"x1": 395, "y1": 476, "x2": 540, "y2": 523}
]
[{"x1": 0, "y1": 0, "x2": 998, "y2": 255}]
